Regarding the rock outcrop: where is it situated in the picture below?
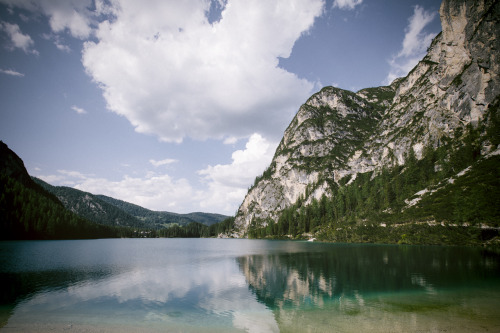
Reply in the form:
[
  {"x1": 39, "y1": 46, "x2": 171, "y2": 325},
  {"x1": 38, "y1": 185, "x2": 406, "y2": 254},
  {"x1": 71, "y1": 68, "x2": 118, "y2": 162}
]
[{"x1": 234, "y1": 0, "x2": 499, "y2": 235}]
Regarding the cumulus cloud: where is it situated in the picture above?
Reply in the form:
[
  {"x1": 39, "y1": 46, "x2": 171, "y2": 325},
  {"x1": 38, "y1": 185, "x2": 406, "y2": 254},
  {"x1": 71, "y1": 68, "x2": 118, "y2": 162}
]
[
  {"x1": 0, "y1": 68, "x2": 24, "y2": 77},
  {"x1": 0, "y1": 21, "x2": 38, "y2": 54},
  {"x1": 81, "y1": 0, "x2": 323, "y2": 142},
  {"x1": 74, "y1": 174, "x2": 196, "y2": 212},
  {"x1": 332, "y1": 0, "x2": 362, "y2": 10},
  {"x1": 385, "y1": 5, "x2": 438, "y2": 84},
  {"x1": 198, "y1": 133, "x2": 277, "y2": 213},
  {"x1": 37, "y1": 134, "x2": 276, "y2": 214},
  {"x1": 13, "y1": 0, "x2": 324, "y2": 213},
  {"x1": 71, "y1": 105, "x2": 87, "y2": 114},
  {"x1": 37, "y1": 169, "x2": 196, "y2": 212},
  {"x1": 39, "y1": 171, "x2": 197, "y2": 213}
]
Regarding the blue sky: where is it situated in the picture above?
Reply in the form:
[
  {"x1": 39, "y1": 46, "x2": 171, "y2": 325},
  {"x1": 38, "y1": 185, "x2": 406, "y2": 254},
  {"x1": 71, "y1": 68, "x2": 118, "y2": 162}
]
[{"x1": 0, "y1": 0, "x2": 441, "y2": 215}]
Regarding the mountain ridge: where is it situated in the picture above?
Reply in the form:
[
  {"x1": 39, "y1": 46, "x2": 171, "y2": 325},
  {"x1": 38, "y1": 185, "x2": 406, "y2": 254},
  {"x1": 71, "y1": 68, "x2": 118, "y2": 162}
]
[
  {"x1": 1, "y1": 140, "x2": 230, "y2": 239},
  {"x1": 32, "y1": 177, "x2": 148, "y2": 229},
  {"x1": 95, "y1": 194, "x2": 228, "y2": 226},
  {"x1": 234, "y1": 0, "x2": 500, "y2": 244},
  {"x1": 33, "y1": 177, "x2": 228, "y2": 228},
  {"x1": 0, "y1": 141, "x2": 122, "y2": 239}
]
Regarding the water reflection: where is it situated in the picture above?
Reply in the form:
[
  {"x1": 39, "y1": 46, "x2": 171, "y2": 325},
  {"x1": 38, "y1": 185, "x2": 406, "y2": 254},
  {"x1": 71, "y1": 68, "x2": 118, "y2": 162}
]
[
  {"x1": 6, "y1": 263, "x2": 278, "y2": 332},
  {"x1": 238, "y1": 244, "x2": 500, "y2": 307},
  {"x1": 1, "y1": 240, "x2": 500, "y2": 332},
  {"x1": 237, "y1": 243, "x2": 500, "y2": 332},
  {"x1": 1, "y1": 239, "x2": 279, "y2": 332}
]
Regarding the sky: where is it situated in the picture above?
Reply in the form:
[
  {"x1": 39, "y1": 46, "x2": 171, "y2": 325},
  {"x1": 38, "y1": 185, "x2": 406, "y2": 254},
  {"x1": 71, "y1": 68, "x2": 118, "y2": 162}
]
[{"x1": 0, "y1": 0, "x2": 442, "y2": 215}]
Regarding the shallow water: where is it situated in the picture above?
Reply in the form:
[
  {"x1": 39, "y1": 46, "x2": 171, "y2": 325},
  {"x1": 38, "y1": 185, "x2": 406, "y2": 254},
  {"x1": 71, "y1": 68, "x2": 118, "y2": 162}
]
[{"x1": 1, "y1": 239, "x2": 499, "y2": 332}]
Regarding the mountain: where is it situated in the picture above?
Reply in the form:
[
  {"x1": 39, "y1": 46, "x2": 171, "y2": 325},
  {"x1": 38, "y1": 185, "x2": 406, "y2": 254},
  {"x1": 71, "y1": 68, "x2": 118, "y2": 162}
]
[
  {"x1": 95, "y1": 195, "x2": 228, "y2": 227},
  {"x1": 32, "y1": 177, "x2": 148, "y2": 229},
  {"x1": 0, "y1": 140, "x2": 33, "y2": 186},
  {"x1": 0, "y1": 141, "x2": 122, "y2": 239},
  {"x1": 32, "y1": 179, "x2": 228, "y2": 229},
  {"x1": 234, "y1": 0, "x2": 500, "y2": 245},
  {"x1": 1, "y1": 141, "x2": 229, "y2": 239}
]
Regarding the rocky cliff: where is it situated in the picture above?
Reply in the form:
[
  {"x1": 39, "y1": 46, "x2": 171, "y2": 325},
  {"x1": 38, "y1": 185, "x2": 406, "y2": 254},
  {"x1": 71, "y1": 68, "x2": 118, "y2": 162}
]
[{"x1": 234, "y1": 0, "x2": 500, "y2": 237}]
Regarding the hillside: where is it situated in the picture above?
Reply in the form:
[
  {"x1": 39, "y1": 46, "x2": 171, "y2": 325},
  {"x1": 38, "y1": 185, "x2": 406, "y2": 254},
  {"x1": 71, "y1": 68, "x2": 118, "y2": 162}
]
[
  {"x1": 234, "y1": 0, "x2": 500, "y2": 246},
  {"x1": 33, "y1": 179, "x2": 227, "y2": 229},
  {"x1": 96, "y1": 195, "x2": 228, "y2": 227},
  {"x1": 32, "y1": 178, "x2": 148, "y2": 229},
  {"x1": 0, "y1": 141, "x2": 123, "y2": 239},
  {"x1": 1, "y1": 141, "x2": 230, "y2": 239}
]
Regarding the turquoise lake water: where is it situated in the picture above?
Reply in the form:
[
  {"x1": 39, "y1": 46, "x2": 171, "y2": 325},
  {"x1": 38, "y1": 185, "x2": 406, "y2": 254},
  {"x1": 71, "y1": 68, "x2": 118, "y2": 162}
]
[{"x1": 1, "y1": 239, "x2": 499, "y2": 332}]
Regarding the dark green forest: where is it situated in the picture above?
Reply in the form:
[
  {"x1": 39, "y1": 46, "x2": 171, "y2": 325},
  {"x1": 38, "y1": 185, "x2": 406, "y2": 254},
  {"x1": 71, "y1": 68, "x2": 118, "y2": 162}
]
[
  {"x1": 0, "y1": 172, "x2": 235, "y2": 240},
  {"x1": 155, "y1": 217, "x2": 235, "y2": 238},
  {"x1": 32, "y1": 177, "x2": 149, "y2": 229},
  {"x1": 96, "y1": 194, "x2": 227, "y2": 227},
  {"x1": 0, "y1": 140, "x2": 235, "y2": 240},
  {"x1": 245, "y1": 101, "x2": 500, "y2": 246},
  {"x1": 33, "y1": 178, "x2": 228, "y2": 230},
  {"x1": 0, "y1": 174, "x2": 126, "y2": 239},
  {"x1": 1, "y1": 96, "x2": 498, "y2": 244}
]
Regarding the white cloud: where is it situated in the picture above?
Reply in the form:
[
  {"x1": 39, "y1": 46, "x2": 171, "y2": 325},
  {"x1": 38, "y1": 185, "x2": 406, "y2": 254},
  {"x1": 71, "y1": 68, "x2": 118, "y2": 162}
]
[
  {"x1": 12, "y1": 0, "x2": 321, "y2": 214},
  {"x1": 42, "y1": 33, "x2": 72, "y2": 52},
  {"x1": 385, "y1": 5, "x2": 438, "y2": 84},
  {"x1": 37, "y1": 169, "x2": 88, "y2": 186},
  {"x1": 81, "y1": 0, "x2": 324, "y2": 143},
  {"x1": 71, "y1": 105, "x2": 87, "y2": 114},
  {"x1": 398, "y1": 6, "x2": 437, "y2": 58},
  {"x1": 38, "y1": 169, "x2": 197, "y2": 212},
  {"x1": 38, "y1": 174, "x2": 67, "y2": 185},
  {"x1": 57, "y1": 169, "x2": 88, "y2": 179},
  {"x1": 74, "y1": 173, "x2": 196, "y2": 212},
  {"x1": 0, "y1": 68, "x2": 24, "y2": 77},
  {"x1": 37, "y1": 133, "x2": 277, "y2": 214},
  {"x1": 0, "y1": 21, "x2": 38, "y2": 54},
  {"x1": 223, "y1": 136, "x2": 238, "y2": 145},
  {"x1": 18, "y1": 13, "x2": 29, "y2": 22},
  {"x1": 198, "y1": 133, "x2": 277, "y2": 214},
  {"x1": 333, "y1": 0, "x2": 362, "y2": 10},
  {"x1": 55, "y1": 42, "x2": 71, "y2": 52},
  {"x1": 0, "y1": 0, "x2": 94, "y2": 39},
  {"x1": 149, "y1": 158, "x2": 178, "y2": 167},
  {"x1": 38, "y1": 169, "x2": 199, "y2": 213}
]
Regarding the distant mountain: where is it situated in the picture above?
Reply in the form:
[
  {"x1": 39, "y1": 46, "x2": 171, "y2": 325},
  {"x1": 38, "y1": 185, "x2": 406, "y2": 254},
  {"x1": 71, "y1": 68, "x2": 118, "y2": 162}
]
[
  {"x1": 96, "y1": 195, "x2": 228, "y2": 227},
  {"x1": 0, "y1": 141, "x2": 122, "y2": 240},
  {"x1": 183, "y1": 212, "x2": 229, "y2": 226},
  {"x1": 0, "y1": 141, "x2": 230, "y2": 239},
  {"x1": 31, "y1": 178, "x2": 228, "y2": 228},
  {"x1": 32, "y1": 178, "x2": 148, "y2": 229}
]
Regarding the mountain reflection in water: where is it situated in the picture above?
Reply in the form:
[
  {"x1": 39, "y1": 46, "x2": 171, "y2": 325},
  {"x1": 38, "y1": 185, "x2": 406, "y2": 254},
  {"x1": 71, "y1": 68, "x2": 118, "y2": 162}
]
[
  {"x1": 1, "y1": 240, "x2": 499, "y2": 332},
  {"x1": 237, "y1": 243, "x2": 500, "y2": 332}
]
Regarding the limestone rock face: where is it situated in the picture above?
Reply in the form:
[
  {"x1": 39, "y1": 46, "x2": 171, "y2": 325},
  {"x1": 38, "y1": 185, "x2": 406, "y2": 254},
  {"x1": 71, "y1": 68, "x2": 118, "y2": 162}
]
[{"x1": 234, "y1": 0, "x2": 499, "y2": 235}]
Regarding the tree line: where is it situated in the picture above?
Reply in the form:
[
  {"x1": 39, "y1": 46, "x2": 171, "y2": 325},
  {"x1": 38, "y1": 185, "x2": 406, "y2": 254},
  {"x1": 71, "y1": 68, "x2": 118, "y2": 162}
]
[
  {"x1": 0, "y1": 172, "x2": 235, "y2": 240},
  {"x1": 0, "y1": 174, "x2": 130, "y2": 239},
  {"x1": 156, "y1": 217, "x2": 235, "y2": 238},
  {"x1": 247, "y1": 102, "x2": 500, "y2": 245}
]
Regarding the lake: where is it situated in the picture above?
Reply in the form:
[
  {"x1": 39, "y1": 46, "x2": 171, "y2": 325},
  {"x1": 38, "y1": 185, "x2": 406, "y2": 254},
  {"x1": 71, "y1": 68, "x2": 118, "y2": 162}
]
[{"x1": 0, "y1": 239, "x2": 499, "y2": 332}]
